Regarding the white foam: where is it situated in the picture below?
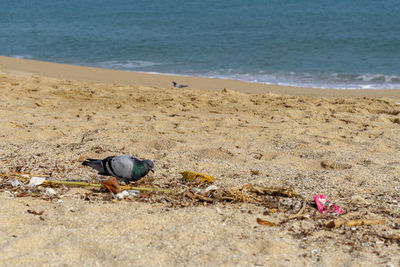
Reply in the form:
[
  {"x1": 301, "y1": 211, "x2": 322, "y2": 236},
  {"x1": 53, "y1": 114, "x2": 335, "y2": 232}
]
[
  {"x1": 12, "y1": 55, "x2": 33, "y2": 59},
  {"x1": 190, "y1": 70, "x2": 400, "y2": 90},
  {"x1": 93, "y1": 60, "x2": 160, "y2": 70}
]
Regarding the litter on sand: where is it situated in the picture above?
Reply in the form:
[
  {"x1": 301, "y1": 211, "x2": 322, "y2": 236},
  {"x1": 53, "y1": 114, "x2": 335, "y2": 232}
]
[
  {"x1": 101, "y1": 177, "x2": 120, "y2": 194},
  {"x1": 21, "y1": 174, "x2": 170, "y2": 193},
  {"x1": 180, "y1": 171, "x2": 215, "y2": 184},
  {"x1": 314, "y1": 194, "x2": 343, "y2": 214},
  {"x1": 28, "y1": 177, "x2": 46, "y2": 187},
  {"x1": 325, "y1": 219, "x2": 385, "y2": 228},
  {"x1": 256, "y1": 218, "x2": 277, "y2": 227},
  {"x1": 116, "y1": 190, "x2": 140, "y2": 199}
]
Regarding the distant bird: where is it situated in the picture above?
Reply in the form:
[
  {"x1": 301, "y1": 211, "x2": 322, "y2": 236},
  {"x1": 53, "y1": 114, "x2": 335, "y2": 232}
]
[
  {"x1": 172, "y1": 81, "x2": 188, "y2": 88},
  {"x1": 82, "y1": 155, "x2": 154, "y2": 183}
]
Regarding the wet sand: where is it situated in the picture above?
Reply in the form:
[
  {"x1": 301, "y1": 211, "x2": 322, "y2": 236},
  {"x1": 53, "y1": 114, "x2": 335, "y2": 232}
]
[{"x1": 1, "y1": 56, "x2": 400, "y2": 266}]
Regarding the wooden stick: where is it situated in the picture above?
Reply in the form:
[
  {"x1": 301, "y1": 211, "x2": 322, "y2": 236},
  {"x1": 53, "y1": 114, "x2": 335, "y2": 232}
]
[{"x1": 42, "y1": 180, "x2": 172, "y2": 193}]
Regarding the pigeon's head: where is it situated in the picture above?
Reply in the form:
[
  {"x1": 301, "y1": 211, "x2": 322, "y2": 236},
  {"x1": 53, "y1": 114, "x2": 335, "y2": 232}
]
[{"x1": 143, "y1": 160, "x2": 154, "y2": 173}]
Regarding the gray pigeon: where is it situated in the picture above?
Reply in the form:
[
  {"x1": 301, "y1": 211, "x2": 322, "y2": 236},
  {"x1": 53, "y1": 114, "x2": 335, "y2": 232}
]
[
  {"x1": 82, "y1": 155, "x2": 154, "y2": 183},
  {"x1": 172, "y1": 81, "x2": 188, "y2": 88}
]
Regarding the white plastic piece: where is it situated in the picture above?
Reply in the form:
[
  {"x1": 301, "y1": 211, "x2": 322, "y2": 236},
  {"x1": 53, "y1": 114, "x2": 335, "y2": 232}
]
[
  {"x1": 116, "y1": 190, "x2": 130, "y2": 199},
  {"x1": 204, "y1": 185, "x2": 218, "y2": 193},
  {"x1": 28, "y1": 177, "x2": 46, "y2": 187}
]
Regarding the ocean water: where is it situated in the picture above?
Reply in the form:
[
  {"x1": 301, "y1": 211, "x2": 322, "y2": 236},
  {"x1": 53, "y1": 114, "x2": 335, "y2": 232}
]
[{"x1": 1, "y1": 0, "x2": 399, "y2": 89}]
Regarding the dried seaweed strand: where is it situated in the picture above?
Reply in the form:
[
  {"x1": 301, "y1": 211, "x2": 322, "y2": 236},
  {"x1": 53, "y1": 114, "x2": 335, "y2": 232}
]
[{"x1": 289, "y1": 196, "x2": 307, "y2": 219}]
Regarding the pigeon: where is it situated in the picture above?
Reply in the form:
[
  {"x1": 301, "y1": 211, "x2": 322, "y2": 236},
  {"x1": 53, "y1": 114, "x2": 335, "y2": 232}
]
[
  {"x1": 172, "y1": 81, "x2": 188, "y2": 88},
  {"x1": 82, "y1": 155, "x2": 154, "y2": 183}
]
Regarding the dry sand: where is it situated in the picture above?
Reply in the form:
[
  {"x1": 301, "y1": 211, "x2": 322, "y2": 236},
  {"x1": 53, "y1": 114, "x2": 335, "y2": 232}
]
[{"x1": 1, "y1": 56, "x2": 400, "y2": 266}]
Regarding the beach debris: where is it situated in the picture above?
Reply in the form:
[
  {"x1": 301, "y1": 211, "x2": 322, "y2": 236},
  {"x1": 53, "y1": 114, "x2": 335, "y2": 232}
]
[
  {"x1": 192, "y1": 188, "x2": 202, "y2": 194},
  {"x1": 350, "y1": 195, "x2": 371, "y2": 205},
  {"x1": 116, "y1": 190, "x2": 129, "y2": 199},
  {"x1": 1, "y1": 171, "x2": 170, "y2": 195},
  {"x1": 77, "y1": 155, "x2": 85, "y2": 162},
  {"x1": 82, "y1": 155, "x2": 154, "y2": 183},
  {"x1": 8, "y1": 178, "x2": 22, "y2": 187},
  {"x1": 27, "y1": 209, "x2": 44, "y2": 216},
  {"x1": 116, "y1": 190, "x2": 141, "y2": 199},
  {"x1": 325, "y1": 219, "x2": 385, "y2": 229},
  {"x1": 185, "y1": 189, "x2": 213, "y2": 202},
  {"x1": 289, "y1": 197, "x2": 307, "y2": 219},
  {"x1": 314, "y1": 194, "x2": 343, "y2": 214},
  {"x1": 101, "y1": 177, "x2": 120, "y2": 194},
  {"x1": 191, "y1": 185, "x2": 218, "y2": 196},
  {"x1": 264, "y1": 208, "x2": 276, "y2": 215},
  {"x1": 212, "y1": 185, "x2": 304, "y2": 206},
  {"x1": 320, "y1": 160, "x2": 352, "y2": 170},
  {"x1": 250, "y1": 185, "x2": 301, "y2": 198},
  {"x1": 256, "y1": 218, "x2": 277, "y2": 227},
  {"x1": 39, "y1": 179, "x2": 169, "y2": 193},
  {"x1": 378, "y1": 233, "x2": 400, "y2": 241},
  {"x1": 180, "y1": 171, "x2": 215, "y2": 184},
  {"x1": 28, "y1": 177, "x2": 46, "y2": 187},
  {"x1": 204, "y1": 185, "x2": 218, "y2": 193},
  {"x1": 172, "y1": 81, "x2": 188, "y2": 88}
]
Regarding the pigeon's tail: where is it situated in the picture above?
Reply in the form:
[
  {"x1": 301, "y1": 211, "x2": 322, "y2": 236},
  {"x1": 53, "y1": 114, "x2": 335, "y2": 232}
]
[{"x1": 82, "y1": 159, "x2": 105, "y2": 173}]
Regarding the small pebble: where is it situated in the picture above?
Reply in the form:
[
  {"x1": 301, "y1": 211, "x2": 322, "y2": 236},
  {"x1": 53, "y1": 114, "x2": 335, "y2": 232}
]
[{"x1": 311, "y1": 248, "x2": 320, "y2": 254}]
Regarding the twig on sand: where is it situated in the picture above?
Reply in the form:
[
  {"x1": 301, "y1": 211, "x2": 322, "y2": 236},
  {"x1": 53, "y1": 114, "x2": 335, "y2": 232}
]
[
  {"x1": 289, "y1": 196, "x2": 307, "y2": 219},
  {"x1": 42, "y1": 179, "x2": 172, "y2": 193}
]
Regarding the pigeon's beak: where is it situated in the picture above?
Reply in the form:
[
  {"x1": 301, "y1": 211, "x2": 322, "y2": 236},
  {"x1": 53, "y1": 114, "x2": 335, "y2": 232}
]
[{"x1": 150, "y1": 169, "x2": 154, "y2": 173}]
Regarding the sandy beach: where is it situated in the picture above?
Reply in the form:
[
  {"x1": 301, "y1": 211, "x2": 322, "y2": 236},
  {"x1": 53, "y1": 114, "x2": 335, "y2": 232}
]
[{"x1": 1, "y1": 56, "x2": 400, "y2": 266}]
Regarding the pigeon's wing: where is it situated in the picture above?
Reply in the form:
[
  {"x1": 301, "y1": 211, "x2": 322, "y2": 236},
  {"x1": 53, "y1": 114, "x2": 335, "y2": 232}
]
[{"x1": 109, "y1": 156, "x2": 136, "y2": 179}]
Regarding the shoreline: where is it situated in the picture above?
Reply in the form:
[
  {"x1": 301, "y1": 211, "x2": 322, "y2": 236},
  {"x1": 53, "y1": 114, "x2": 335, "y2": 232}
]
[{"x1": 1, "y1": 55, "x2": 400, "y2": 98}]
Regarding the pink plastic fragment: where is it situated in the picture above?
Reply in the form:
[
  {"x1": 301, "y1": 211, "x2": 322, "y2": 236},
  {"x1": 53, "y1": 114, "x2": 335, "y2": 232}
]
[{"x1": 314, "y1": 194, "x2": 343, "y2": 214}]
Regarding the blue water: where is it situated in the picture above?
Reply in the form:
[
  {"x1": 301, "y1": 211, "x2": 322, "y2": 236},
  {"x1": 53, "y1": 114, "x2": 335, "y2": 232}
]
[{"x1": 1, "y1": 0, "x2": 400, "y2": 89}]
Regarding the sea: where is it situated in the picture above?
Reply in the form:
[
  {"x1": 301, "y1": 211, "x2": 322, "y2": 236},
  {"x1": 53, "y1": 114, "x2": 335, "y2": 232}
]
[{"x1": 1, "y1": 0, "x2": 399, "y2": 89}]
